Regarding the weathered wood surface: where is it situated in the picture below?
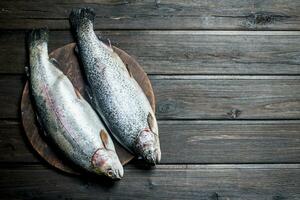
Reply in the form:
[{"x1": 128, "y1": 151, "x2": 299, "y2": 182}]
[
  {"x1": 2, "y1": 120, "x2": 300, "y2": 164},
  {"x1": 2, "y1": 75, "x2": 300, "y2": 119},
  {"x1": 1, "y1": 164, "x2": 300, "y2": 200},
  {"x1": 152, "y1": 76, "x2": 300, "y2": 119},
  {"x1": 1, "y1": 0, "x2": 300, "y2": 30},
  {"x1": 2, "y1": 31, "x2": 300, "y2": 75},
  {"x1": 1, "y1": 0, "x2": 300, "y2": 198}
]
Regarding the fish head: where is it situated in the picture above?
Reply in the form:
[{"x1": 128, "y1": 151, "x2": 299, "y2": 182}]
[
  {"x1": 135, "y1": 129, "x2": 161, "y2": 166},
  {"x1": 91, "y1": 148, "x2": 124, "y2": 180}
]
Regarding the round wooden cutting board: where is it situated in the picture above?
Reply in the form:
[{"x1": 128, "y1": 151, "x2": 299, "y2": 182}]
[{"x1": 21, "y1": 43, "x2": 155, "y2": 175}]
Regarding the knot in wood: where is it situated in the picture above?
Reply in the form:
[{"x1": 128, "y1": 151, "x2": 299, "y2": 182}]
[
  {"x1": 227, "y1": 108, "x2": 241, "y2": 119},
  {"x1": 157, "y1": 100, "x2": 176, "y2": 114},
  {"x1": 148, "y1": 179, "x2": 158, "y2": 189},
  {"x1": 210, "y1": 192, "x2": 219, "y2": 200},
  {"x1": 246, "y1": 12, "x2": 290, "y2": 26},
  {"x1": 273, "y1": 195, "x2": 286, "y2": 200}
]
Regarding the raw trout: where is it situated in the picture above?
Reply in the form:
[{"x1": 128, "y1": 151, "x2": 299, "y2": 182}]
[
  {"x1": 69, "y1": 8, "x2": 161, "y2": 165},
  {"x1": 28, "y1": 28, "x2": 123, "y2": 179}
]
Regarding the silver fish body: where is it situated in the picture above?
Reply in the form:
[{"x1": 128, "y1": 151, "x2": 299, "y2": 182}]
[
  {"x1": 28, "y1": 28, "x2": 123, "y2": 179},
  {"x1": 70, "y1": 8, "x2": 161, "y2": 165}
]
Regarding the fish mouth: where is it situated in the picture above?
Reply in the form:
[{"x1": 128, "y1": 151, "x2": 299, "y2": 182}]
[
  {"x1": 145, "y1": 156, "x2": 156, "y2": 166},
  {"x1": 135, "y1": 130, "x2": 161, "y2": 165},
  {"x1": 106, "y1": 168, "x2": 123, "y2": 180},
  {"x1": 143, "y1": 149, "x2": 161, "y2": 166},
  {"x1": 113, "y1": 171, "x2": 123, "y2": 180}
]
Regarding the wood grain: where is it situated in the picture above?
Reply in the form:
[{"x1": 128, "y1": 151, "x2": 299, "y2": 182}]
[
  {"x1": 2, "y1": 120, "x2": 300, "y2": 164},
  {"x1": 1, "y1": 164, "x2": 300, "y2": 200},
  {"x1": 152, "y1": 75, "x2": 300, "y2": 120},
  {"x1": 1, "y1": 0, "x2": 300, "y2": 198},
  {"x1": 2, "y1": 30, "x2": 300, "y2": 75},
  {"x1": 0, "y1": 0, "x2": 300, "y2": 30},
  {"x1": 3, "y1": 75, "x2": 300, "y2": 119}
]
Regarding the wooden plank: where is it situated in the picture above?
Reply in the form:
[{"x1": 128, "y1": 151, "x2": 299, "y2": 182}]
[
  {"x1": 160, "y1": 120, "x2": 300, "y2": 163},
  {"x1": 0, "y1": 164, "x2": 300, "y2": 199},
  {"x1": 152, "y1": 75, "x2": 300, "y2": 119},
  {"x1": 2, "y1": 30, "x2": 300, "y2": 75},
  {"x1": 0, "y1": 75, "x2": 23, "y2": 119},
  {"x1": 0, "y1": 120, "x2": 40, "y2": 163},
  {"x1": 1, "y1": 0, "x2": 300, "y2": 30},
  {"x1": 2, "y1": 120, "x2": 300, "y2": 164},
  {"x1": 2, "y1": 75, "x2": 300, "y2": 119}
]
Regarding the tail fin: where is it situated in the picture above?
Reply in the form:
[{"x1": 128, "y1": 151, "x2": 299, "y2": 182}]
[
  {"x1": 69, "y1": 8, "x2": 95, "y2": 33},
  {"x1": 28, "y1": 28, "x2": 49, "y2": 48}
]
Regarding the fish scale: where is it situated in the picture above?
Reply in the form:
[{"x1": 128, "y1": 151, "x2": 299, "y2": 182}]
[
  {"x1": 70, "y1": 8, "x2": 161, "y2": 165},
  {"x1": 28, "y1": 28, "x2": 123, "y2": 179}
]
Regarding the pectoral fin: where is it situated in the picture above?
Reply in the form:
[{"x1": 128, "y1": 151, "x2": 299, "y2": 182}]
[
  {"x1": 125, "y1": 64, "x2": 133, "y2": 77},
  {"x1": 49, "y1": 57, "x2": 60, "y2": 68},
  {"x1": 97, "y1": 36, "x2": 112, "y2": 48},
  {"x1": 147, "y1": 112, "x2": 157, "y2": 134},
  {"x1": 100, "y1": 129, "x2": 109, "y2": 150}
]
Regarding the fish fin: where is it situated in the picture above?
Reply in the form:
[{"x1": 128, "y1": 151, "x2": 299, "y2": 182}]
[
  {"x1": 25, "y1": 66, "x2": 30, "y2": 77},
  {"x1": 74, "y1": 88, "x2": 82, "y2": 99},
  {"x1": 100, "y1": 129, "x2": 109, "y2": 150},
  {"x1": 69, "y1": 8, "x2": 95, "y2": 34},
  {"x1": 125, "y1": 64, "x2": 133, "y2": 77},
  {"x1": 147, "y1": 112, "x2": 157, "y2": 133},
  {"x1": 49, "y1": 57, "x2": 60, "y2": 68},
  {"x1": 28, "y1": 28, "x2": 49, "y2": 48},
  {"x1": 98, "y1": 36, "x2": 112, "y2": 48},
  {"x1": 74, "y1": 45, "x2": 79, "y2": 54}
]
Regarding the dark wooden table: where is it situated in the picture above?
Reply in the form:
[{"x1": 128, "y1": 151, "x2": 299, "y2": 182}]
[{"x1": 1, "y1": 1, "x2": 300, "y2": 199}]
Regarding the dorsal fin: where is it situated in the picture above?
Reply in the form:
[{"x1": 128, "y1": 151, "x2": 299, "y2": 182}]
[
  {"x1": 100, "y1": 129, "x2": 109, "y2": 149},
  {"x1": 125, "y1": 64, "x2": 133, "y2": 77}
]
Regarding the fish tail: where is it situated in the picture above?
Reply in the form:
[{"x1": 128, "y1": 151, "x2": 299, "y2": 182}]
[
  {"x1": 69, "y1": 8, "x2": 95, "y2": 33},
  {"x1": 27, "y1": 28, "x2": 49, "y2": 48},
  {"x1": 27, "y1": 28, "x2": 49, "y2": 74}
]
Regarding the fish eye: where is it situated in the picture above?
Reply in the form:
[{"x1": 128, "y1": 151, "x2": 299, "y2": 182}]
[{"x1": 107, "y1": 168, "x2": 113, "y2": 176}]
